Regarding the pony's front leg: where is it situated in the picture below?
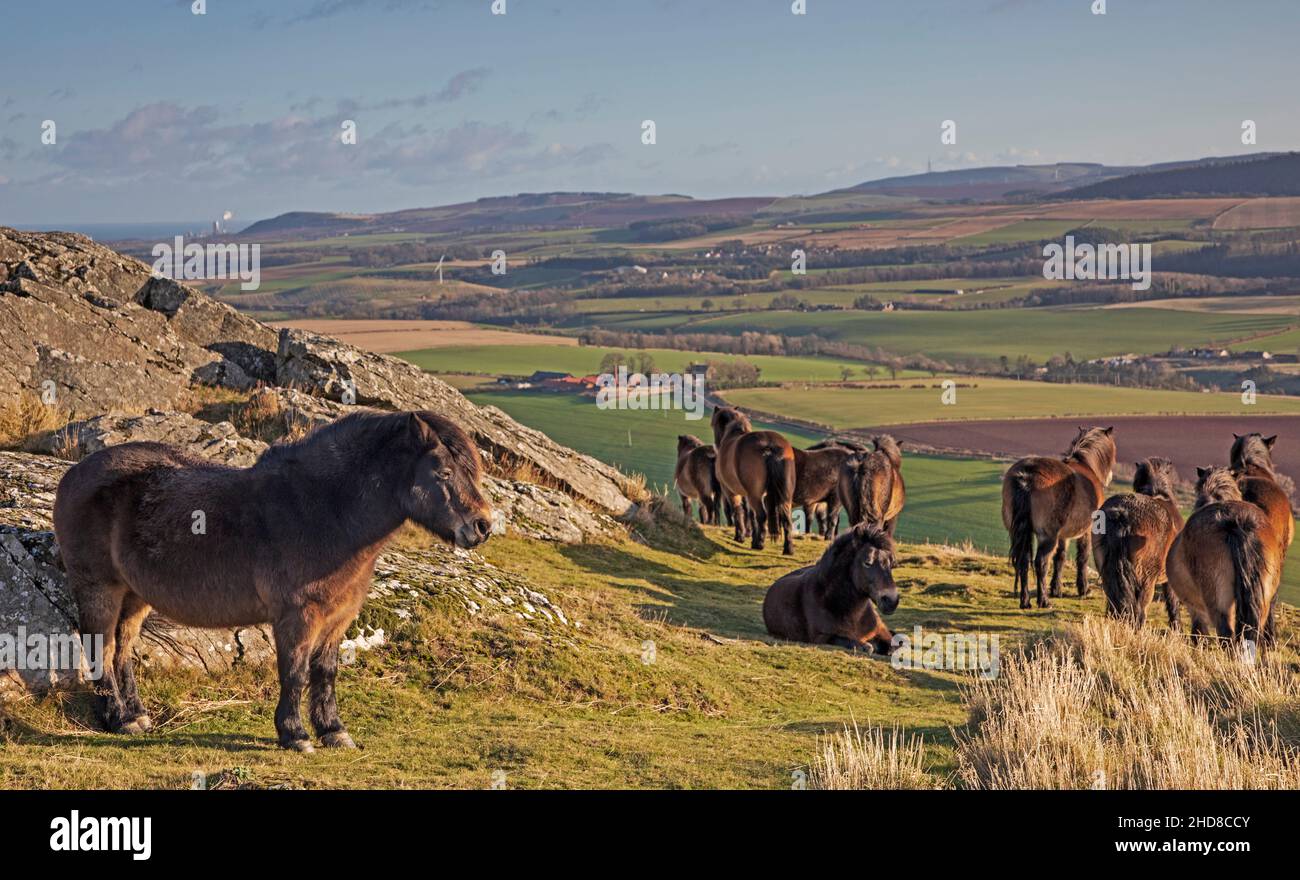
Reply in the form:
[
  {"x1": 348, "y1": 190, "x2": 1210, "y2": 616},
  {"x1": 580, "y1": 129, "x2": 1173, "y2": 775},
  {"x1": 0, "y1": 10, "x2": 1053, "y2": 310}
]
[
  {"x1": 1074, "y1": 534, "x2": 1092, "y2": 597},
  {"x1": 273, "y1": 611, "x2": 317, "y2": 752},
  {"x1": 309, "y1": 630, "x2": 356, "y2": 749}
]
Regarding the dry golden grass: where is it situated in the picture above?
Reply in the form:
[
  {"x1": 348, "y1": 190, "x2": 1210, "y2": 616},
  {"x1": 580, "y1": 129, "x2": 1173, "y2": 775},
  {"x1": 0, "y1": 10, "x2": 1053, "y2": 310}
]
[
  {"x1": 0, "y1": 391, "x2": 66, "y2": 450},
  {"x1": 811, "y1": 722, "x2": 935, "y2": 790},
  {"x1": 955, "y1": 617, "x2": 1300, "y2": 790},
  {"x1": 267, "y1": 319, "x2": 577, "y2": 354}
]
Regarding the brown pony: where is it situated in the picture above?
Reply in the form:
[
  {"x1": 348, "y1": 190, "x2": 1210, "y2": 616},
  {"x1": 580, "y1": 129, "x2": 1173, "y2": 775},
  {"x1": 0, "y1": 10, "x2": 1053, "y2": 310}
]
[
  {"x1": 712, "y1": 406, "x2": 797, "y2": 554},
  {"x1": 53, "y1": 410, "x2": 493, "y2": 751},
  {"x1": 1164, "y1": 466, "x2": 1281, "y2": 647},
  {"x1": 674, "y1": 434, "x2": 722, "y2": 524},
  {"x1": 1091, "y1": 457, "x2": 1183, "y2": 627},
  {"x1": 1002, "y1": 426, "x2": 1116, "y2": 609},
  {"x1": 1229, "y1": 432, "x2": 1295, "y2": 556},
  {"x1": 762, "y1": 523, "x2": 899, "y2": 654},
  {"x1": 837, "y1": 435, "x2": 906, "y2": 536},
  {"x1": 792, "y1": 443, "x2": 856, "y2": 540}
]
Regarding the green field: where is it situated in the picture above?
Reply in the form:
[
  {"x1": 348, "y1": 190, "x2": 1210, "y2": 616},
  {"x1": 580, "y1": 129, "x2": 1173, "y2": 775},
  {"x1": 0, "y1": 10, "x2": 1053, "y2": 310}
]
[
  {"x1": 676, "y1": 307, "x2": 1296, "y2": 364},
  {"x1": 721, "y1": 378, "x2": 1300, "y2": 429},
  {"x1": 467, "y1": 390, "x2": 1007, "y2": 550},
  {"x1": 400, "y1": 344, "x2": 919, "y2": 384}
]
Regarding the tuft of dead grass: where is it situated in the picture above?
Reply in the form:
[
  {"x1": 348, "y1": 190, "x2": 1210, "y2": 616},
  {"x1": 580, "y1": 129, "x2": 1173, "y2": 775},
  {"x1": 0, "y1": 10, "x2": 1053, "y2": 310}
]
[
  {"x1": 0, "y1": 391, "x2": 66, "y2": 450},
  {"x1": 810, "y1": 721, "x2": 934, "y2": 790},
  {"x1": 955, "y1": 617, "x2": 1300, "y2": 790}
]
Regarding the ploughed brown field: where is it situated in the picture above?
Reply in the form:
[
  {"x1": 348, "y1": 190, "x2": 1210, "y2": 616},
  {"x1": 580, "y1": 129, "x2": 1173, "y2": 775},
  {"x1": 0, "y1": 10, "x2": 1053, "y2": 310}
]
[{"x1": 871, "y1": 414, "x2": 1300, "y2": 484}]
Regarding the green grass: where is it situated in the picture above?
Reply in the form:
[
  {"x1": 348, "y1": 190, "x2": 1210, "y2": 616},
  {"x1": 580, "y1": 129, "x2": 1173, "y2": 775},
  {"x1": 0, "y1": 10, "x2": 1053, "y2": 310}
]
[
  {"x1": 721, "y1": 378, "x2": 1300, "y2": 429},
  {"x1": 0, "y1": 527, "x2": 1108, "y2": 789},
  {"x1": 398, "y1": 344, "x2": 907, "y2": 384},
  {"x1": 678, "y1": 307, "x2": 1296, "y2": 365}
]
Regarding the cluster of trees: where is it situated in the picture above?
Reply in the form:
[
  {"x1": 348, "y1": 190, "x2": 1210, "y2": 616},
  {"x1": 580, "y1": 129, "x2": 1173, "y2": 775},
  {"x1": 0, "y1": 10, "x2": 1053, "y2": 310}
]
[
  {"x1": 626, "y1": 214, "x2": 748, "y2": 242},
  {"x1": 1035, "y1": 353, "x2": 1201, "y2": 392}
]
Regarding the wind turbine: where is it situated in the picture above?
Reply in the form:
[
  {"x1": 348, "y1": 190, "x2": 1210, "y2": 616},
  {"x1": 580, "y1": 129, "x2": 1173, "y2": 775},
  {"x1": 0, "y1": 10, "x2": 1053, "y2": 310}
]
[{"x1": 435, "y1": 254, "x2": 445, "y2": 284}]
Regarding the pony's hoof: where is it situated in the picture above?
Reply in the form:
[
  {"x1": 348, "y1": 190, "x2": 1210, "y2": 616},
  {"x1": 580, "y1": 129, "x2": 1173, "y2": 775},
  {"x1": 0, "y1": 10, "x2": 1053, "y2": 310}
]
[
  {"x1": 281, "y1": 738, "x2": 316, "y2": 753},
  {"x1": 321, "y1": 730, "x2": 358, "y2": 749},
  {"x1": 1037, "y1": 600, "x2": 1052, "y2": 610},
  {"x1": 116, "y1": 716, "x2": 152, "y2": 735},
  {"x1": 1019, "y1": 599, "x2": 1032, "y2": 610}
]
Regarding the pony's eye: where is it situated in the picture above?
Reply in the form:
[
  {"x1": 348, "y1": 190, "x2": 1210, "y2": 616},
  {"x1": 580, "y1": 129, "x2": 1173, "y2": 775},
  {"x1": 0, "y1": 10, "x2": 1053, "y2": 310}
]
[{"x1": 439, "y1": 468, "x2": 453, "y2": 480}]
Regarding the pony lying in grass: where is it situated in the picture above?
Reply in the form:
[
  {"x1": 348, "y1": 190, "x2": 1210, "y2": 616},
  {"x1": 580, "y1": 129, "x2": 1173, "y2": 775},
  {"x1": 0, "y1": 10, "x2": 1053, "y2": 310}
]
[
  {"x1": 54, "y1": 410, "x2": 493, "y2": 752},
  {"x1": 762, "y1": 523, "x2": 899, "y2": 655}
]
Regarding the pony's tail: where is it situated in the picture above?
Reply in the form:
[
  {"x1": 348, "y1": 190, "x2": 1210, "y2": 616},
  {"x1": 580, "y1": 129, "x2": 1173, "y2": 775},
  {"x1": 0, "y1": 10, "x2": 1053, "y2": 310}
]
[
  {"x1": 763, "y1": 447, "x2": 795, "y2": 539},
  {"x1": 1223, "y1": 513, "x2": 1268, "y2": 644},
  {"x1": 1007, "y1": 471, "x2": 1034, "y2": 581},
  {"x1": 1097, "y1": 509, "x2": 1139, "y2": 621}
]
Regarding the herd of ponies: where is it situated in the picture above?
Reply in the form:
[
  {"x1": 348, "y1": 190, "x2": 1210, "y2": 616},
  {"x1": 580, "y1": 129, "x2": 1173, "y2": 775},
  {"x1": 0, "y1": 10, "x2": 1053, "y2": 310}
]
[
  {"x1": 678, "y1": 408, "x2": 1293, "y2": 656},
  {"x1": 43, "y1": 406, "x2": 1290, "y2": 751}
]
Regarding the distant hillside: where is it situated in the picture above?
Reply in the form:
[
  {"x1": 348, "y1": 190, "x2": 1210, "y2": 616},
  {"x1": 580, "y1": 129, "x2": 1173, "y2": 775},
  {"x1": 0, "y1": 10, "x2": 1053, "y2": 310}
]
[
  {"x1": 240, "y1": 192, "x2": 777, "y2": 241},
  {"x1": 830, "y1": 153, "x2": 1281, "y2": 202},
  {"x1": 1059, "y1": 152, "x2": 1300, "y2": 200}
]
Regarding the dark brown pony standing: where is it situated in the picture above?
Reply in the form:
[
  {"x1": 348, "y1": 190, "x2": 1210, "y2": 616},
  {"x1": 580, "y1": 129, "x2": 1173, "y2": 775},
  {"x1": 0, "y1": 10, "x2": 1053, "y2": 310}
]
[
  {"x1": 53, "y1": 410, "x2": 493, "y2": 751},
  {"x1": 792, "y1": 443, "x2": 856, "y2": 540},
  {"x1": 1091, "y1": 457, "x2": 1183, "y2": 628},
  {"x1": 712, "y1": 406, "x2": 797, "y2": 554},
  {"x1": 674, "y1": 434, "x2": 722, "y2": 524},
  {"x1": 837, "y1": 435, "x2": 906, "y2": 536},
  {"x1": 1002, "y1": 426, "x2": 1116, "y2": 609},
  {"x1": 1229, "y1": 433, "x2": 1295, "y2": 554},
  {"x1": 762, "y1": 523, "x2": 899, "y2": 654},
  {"x1": 1164, "y1": 466, "x2": 1281, "y2": 648}
]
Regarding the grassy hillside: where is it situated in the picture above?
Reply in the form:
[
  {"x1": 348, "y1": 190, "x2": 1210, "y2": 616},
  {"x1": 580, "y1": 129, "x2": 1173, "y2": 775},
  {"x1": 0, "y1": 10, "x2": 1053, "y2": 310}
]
[{"x1": 5, "y1": 526, "x2": 1294, "y2": 789}]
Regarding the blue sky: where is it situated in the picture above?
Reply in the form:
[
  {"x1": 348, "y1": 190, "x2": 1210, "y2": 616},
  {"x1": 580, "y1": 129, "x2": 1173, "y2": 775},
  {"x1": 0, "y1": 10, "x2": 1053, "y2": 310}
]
[{"x1": 2, "y1": 0, "x2": 1297, "y2": 225}]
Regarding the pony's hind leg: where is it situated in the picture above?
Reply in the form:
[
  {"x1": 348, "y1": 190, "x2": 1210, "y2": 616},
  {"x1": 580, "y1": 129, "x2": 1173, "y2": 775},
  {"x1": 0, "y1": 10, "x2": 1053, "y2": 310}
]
[
  {"x1": 1161, "y1": 583, "x2": 1181, "y2": 632},
  {"x1": 749, "y1": 493, "x2": 767, "y2": 551},
  {"x1": 309, "y1": 615, "x2": 358, "y2": 749},
  {"x1": 1049, "y1": 540, "x2": 1066, "y2": 598},
  {"x1": 1033, "y1": 538, "x2": 1053, "y2": 609},
  {"x1": 272, "y1": 610, "x2": 320, "y2": 752},
  {"x1": 113, "y1": 593, "x2": 154, "y2": 731},
  {"x1": 72, "y1": 581, "x2": 131, "y2": 732},
  {"x1": 1074, "y1": 533, "x2": 1092, "y2": 597},
  {"x1": 780, "y1": 503, "x2": 794, "y2": 556}
]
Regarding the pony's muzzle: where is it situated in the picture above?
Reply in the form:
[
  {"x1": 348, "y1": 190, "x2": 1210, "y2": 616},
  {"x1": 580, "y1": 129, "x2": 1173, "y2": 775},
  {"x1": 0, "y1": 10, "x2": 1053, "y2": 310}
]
[
  {"x1": 455, "y1": 516, "x2": 492, "y2": 548},
  {"x1": 877, "y1": 593, "x2": 899, "y2": 615}
]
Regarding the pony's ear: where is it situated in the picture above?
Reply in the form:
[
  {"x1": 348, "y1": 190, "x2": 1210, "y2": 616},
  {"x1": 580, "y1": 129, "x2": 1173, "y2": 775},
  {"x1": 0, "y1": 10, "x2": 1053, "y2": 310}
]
[
  {"x1": 1196, "y1": 466, "x2": 1211, "y2": 479},
  {"x1": 1265, "y1": 435, "x2": 1278, "y2": 448},
  {"x1": 1233, "y1": 433, "x2": 1242, "y2": 441},
  {"x1": 408, "y1": 413, "x2": 438, "y2": 448},
  {"x1": 1103, "y1": 426, "x2": 1114, "y2": 435}
]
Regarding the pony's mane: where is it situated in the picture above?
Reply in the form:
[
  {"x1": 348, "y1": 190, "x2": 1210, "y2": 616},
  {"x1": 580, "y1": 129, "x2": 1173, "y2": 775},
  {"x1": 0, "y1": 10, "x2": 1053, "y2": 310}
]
[
  {"x1": 815, "y1": 523, "x2": 894, "y2": 584},
  {"x1": 1196, "y1": 466, "x2": 1242, "y2": 506},
  {"x1": 1133, "y1": 457, "x2": 1177, "y2": 500},
  {"x1": 1064, "y1": 427, "x2": 1115, "y2": 479},
  {"x1": 257, "y1": 409, "x2": 478, "y2": 474},
  {"x1": 873, "y1": 435, "x2": 902, "y2": 469},
  {"x1": 678, "y1": 434, "x2": 705, "y2": 452},
  {"x1": 1231, "y1": 433, "x2": 1277, "y2": 477}
]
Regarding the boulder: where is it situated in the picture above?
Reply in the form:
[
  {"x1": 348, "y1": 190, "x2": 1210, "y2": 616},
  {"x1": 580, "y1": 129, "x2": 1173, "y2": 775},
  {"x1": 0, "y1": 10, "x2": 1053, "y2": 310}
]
[
  {"x1": 30, "y1": 411, "x2": 268, "y2": 467},
  {"x1": 276, "y1": 328, "x2": 637, "y2": 513}
]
